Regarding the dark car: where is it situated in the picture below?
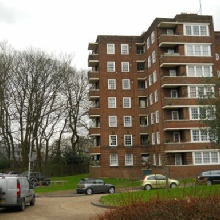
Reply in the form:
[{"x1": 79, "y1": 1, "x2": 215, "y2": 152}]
[
  {"x1": 196, "y1": 170, "x2": 220, "y2": 185},
  {"x1": 21, "y1": 171, "x2": 50, "y2": 187},
  {"x1": 76, "y1": 178, "x2": 115, "y2": 195}
]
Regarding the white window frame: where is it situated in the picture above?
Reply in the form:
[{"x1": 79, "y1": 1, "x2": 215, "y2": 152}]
[
  {"x1": 121, "y1": 62, "x2": 129, "y2": 72},
  {"x1": 154, "y1": 90, "x2": 158, "y2": 103},
  {"x1": 172, "y1": 111, "x2": 179, "y2": 120},
  {"x1": 125, "y1": 154, "x2": 133, "y2": 166},
  {"x1": 107, "y1": 44, "x2": 115, "y2": 54},
  {"x1": 188, "y1": 86, "x2": 215, "y2": 98},
  {"x1": 171, "y1": 89, "x2": 178, "y2": 98},
  {"x1": 108, "y1": 79, "x2": 116, "y2": 89},
  {"x1": 153, "y1": 153, "x2": 156, "y2": 165},
  {"x1": 156, "y1": 131, "x2": 160, "y2": 144},
  {"x1": 155, "y1": 111, "x2": 159, "y2": 123},
  {"x1": 185, "y1": 44, "x2": 211, "y2": 56},
  {"x1": 107, "y1": 61, "x2": 115, "y2": 72},
  {"x1": 173, "y1": 132, "x2": 180, "y2": 142},
  {"x1": 122, "y1": 79, "x2": 131, "y2": 90},
  {"x1": 151, "y1": 112, "x2": 154, "y2": 124},
  {"x1": 124, "y1": 116, "x2": 132, "y2": 127},
  {"x1": 151, "y1": 31, "x2": 155, "y2": 44},
  {"x1": 148, "y1": 56, "x2": 151, "y2": 68},
  {"x1": 187, "y1": 65, "x2": 213, "y2": 77},
  {"x1": 109, "y1": 135, "x2": 117, "y2": 146},
  {"x1": 169, "y1": 69, "x2": 177, "y2": 76},
  {"x1": 149, "y1": 93, "x2": 153, "y2": 105},
  {"x1": 110, "y1": 154, "x2": 118, "y2": 166},
  {"x1": 152, "y1": 51, "x2": 156, "y2": 63},
  {"x1": 109, "y1": 116, "x2": 117, "y2": 127},
  {"x1": 191, "y1": 129, "x2": 210, "y2": 142},
  {"x1": 153, "y1": 70, "x2": 157, "y2": 83},
  {"x1": 148, "y1": 74, "x2": 153, "y2": 86},
  {"x1": 108, "y1": 97, "x2": 116, "y2": 108},
  {"x1": 184, "y1": 24, "x2": 209, "y2": 36},
  {"x1": 147, "y1": 37, "x2": 150, "y2": 49},
  {"x1": 193, "y1": 151, "x2": 219, "y2": 165},
  {"x1": 152, "y1": 133, "x2": 155, "y2": 145},
  {"x1": 124, "y1": 135, "x2": 132, "y2": 146},
  {"x1": 121, "y1": 44, "x2": 129, "y2": 55},
  {"x1": 123, "y1": 97, "x2": 131, "y2": 108}
]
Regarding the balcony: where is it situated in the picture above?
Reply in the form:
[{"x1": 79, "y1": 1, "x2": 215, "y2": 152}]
[
  {"x1": 160, "y1": 55, "x2": 213, "y2": 67},
  {"x1": 88, "y1": 71, "x2": 99, "y2": 82},
  {"x1": 89, "y1": 127, "x2": 101, "y2": 135},
  {"x1": 159, "y1": 35, "x2": 212, "y2": 47},
  {"x1": 89, "y1": 146, "x2": 100, "y2": 154},
  {"x1": 89, "y1": 90, "x2": 100, "y2": 97},
  {"x1": 161, "y1": 76, "x2": 202, "y2": 87},
  {"x1": 163, "y1": 120, "x2": 200, "y2": 130},
  {"x1": 162, "y1": 98, "x2": 198, "y2": 107},
  {"x1": 89, "y1": 108, "x2": 100, "y2": 115},
  {"x1": 88, "y1": 54, "x2": 99, "y2": 67}
]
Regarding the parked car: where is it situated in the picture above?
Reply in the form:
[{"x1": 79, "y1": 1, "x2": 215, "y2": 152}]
[
  {"x1": 196, "y1": 170, "x2": 220, "y2": 185},
  {"x1": 76, "y1": 178, "x2": 115, "y2": 195},
  {"x1": 3, "y1": 171, "x2": 19, "y2": 175},
  {"x1": 21, "y1": 171, "x2": 50, "y2": 187},
  {"x1": 141, "y1": 174, "x2": 179, "y2": 190},
  {"x1": 0, "y1": 174, "x2": 35, "y2": 211}
]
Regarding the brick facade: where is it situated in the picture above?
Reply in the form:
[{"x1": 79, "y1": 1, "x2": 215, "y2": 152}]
[{"x1": 88, "y1": 13, "x2": 220, "y2": 180}]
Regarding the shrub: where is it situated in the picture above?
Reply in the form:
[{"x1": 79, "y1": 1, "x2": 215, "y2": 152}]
[{"x1": 93, "y1": 195, "x2": 220, "y2": 220}]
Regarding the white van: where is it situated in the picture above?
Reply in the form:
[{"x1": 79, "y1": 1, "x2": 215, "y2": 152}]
[{"x1": 0, "y1": 174, "x2": 35, "y2": 211}]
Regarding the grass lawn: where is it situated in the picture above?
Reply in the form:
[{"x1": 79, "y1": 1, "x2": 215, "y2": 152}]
[
  {"x1": 34, "y1": 174, "x2": 141, "y2": 194},
  {"x1": 100, "y1": 184, "x2": 220, "y2": 206}
]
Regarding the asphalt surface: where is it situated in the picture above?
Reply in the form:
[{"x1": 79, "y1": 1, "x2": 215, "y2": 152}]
[{"x1": 0, "y1": 190, "x2": 110, "y2": 220}]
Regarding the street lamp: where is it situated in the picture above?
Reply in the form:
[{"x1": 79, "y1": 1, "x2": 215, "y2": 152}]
[{"x1": 28, "y1": 137, "x2": 37, "y2": 180}]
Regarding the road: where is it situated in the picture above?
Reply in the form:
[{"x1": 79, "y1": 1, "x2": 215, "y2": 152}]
[{"x1": 0, "y1": 194, "x2": 108, "y2": 220}]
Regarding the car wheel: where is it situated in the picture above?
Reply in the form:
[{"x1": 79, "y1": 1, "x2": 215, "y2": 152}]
[
  {"x1": 86, "y1": 188, "x2": 93, "y2": 195},
  {"x1": 30, "y1": 196, "x2": 35, "y2": 206},
  {"x1": 144, "y1": 184, "x2": 152, "y2": 190},
  {"x1": 19, "y1": 199, "x2": 25, "y2": 211},
  {"x1": 207, "y1": 180, "x2": 212, "y2": 185},
  {"x1": 108, "y1": 187, "x2": 115, "y2": 194},
  {"x1": 170, "y1": 183, "x2": 177, "y2": 188}
]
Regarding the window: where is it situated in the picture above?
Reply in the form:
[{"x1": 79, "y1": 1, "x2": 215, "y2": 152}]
[
  {"x1": 149, "y1": 93, "x2": 153, "y2": 105},
  {"x1": 136, "y1": 45, "x2": 144, "y2": 54},
  {"x1": 151, "y1": 113, "x2": 154, "y2": 124},
  {"x1": 153, "y1": 70, "x2": 157, "y2": 83},
  {"x1": 121, "y1": 62, "x2": 129, "y2": 72},
  {"x1": 152, "y1": 133, "x2": 155, "y2": 145},
  {"x1": 107, "y1": 61, "x2": 115, "y2": 72},
  {"x1": 151, "y1": 31, "x2": 155, "y2": 44},
  {"x1": 155, "y1": 111, "x2": 159, "y2": 123},
  {"x1": 154, "y1": 90, "x2": 158, "y2": 102},
  {"x1": 169, "y1": 69, "x2": 176, "y2": 76},
  {"x1": 139, "y1": 97, "x2": 147, "y2": 108},
  {"x1": 148, "y1": 74, "x2": 153, "y2": 86},
  {"x1": 137, "y1": 62, "x2": 145, "y2": 71},
  {"x1": 108, "y1": 79, "x2": 116, "y2": 89},
  {"x1": 194, "y1": 152, "x2": 219, "y2": 165},
  {"x1": 167, "y1": 29, "x2": 174, "y2": 35},
  {"x1": 122, "y1": 79, "x2": 131, "y2": 89},
  {"x1": 171, "y1": 90, "x2": 178, "y2": 98},
  {"x1": 140, "y1": 134, "x2": 149, "y2": 145},
  {"x1": 124, "y1": 135, "x2": 132, "y2": 146},
  {"x1": 152, "y1": 51, "x2": 156, "y2": 63},
  {"x1": 173, "y1": 132, "x2": 180, "y2": 142},
  {"x1": 140, "y1": 116, "x2": 148, "y2": 127},
  {"x1": 156, "y1": 131, "x2": 160, "y2": 144},
  {"x1": 108, "y1": 97, "x2": 116, "y2": 108},
  {"x1": 190, "y1": 107, "x2": 215, "y2": 120},
  {"x1": 186, "y1": 45, "x2": 211, "y2": 56},
  {"x1": 121, "y1": 44, "x2": 129, "y2": 54},
  {"x1": 188, "y1": 86, "x2": 214, "y2": 98},
  {"x1": 124, "y1": 116, "x2": 132, "y2": 127},
  {"x1": 172, "y1": 111, "x2": 179, "y2": 120},
  {"x1": 110, "y1": 154, "x2": 118, "y2": 166},
  {"x1": 184, "y1": 24, "x2": 209, "y2": 36},
  {"x1": 191, "y1": 129, "x2": 211, "y2": 142},
  {"x1": 109, "y1": 116, "x2": 117, "y2": 127},
  {"x1": 147, "y1": 37, "x2": 150, "y2": 49},
  {"x1": 153, "y1": 154, "x2": 156, "y2": 165},
  {"x1": 148, "y1": 56, "x2": 151, "y2": 68},
  {"x1": 109, "y1": 135, "x2": 117, "y2": 146},
  {"x1": 123, "y1": 97, "x2": 131, "y2": 108},
  {"x1": 125, "y1": 154, "x2": 133, "y2": 165},
  {"x1": 158, "y1": 154, "x2": 162, "y2": 165},
  {"x1": 138, "y1": 80, "x2": 146, "y2": 89},
  {"x1": 107, "y1": 44, "x2": 115, "y2": 54},
  {"x1": 187, "y1": 65, "x2": 213, "y2": 77}
]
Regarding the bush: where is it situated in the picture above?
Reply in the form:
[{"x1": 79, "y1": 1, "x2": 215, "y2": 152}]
[{"x1": 94, "y1": 195, "x2": 220, "y2": 220}]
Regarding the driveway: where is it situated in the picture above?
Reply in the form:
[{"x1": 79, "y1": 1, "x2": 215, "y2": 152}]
[{"x1": 0, "y1": 193, "x2": 108, "y2": 220}]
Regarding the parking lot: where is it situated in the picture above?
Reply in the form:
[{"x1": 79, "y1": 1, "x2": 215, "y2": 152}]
[{"x1": 0, "y1": 193, "x2": 108, "y2": 220}]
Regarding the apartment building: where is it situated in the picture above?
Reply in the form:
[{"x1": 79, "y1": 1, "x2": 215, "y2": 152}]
[{"x1": 88, "y1": 13, "x2": 220, "y2": 179}]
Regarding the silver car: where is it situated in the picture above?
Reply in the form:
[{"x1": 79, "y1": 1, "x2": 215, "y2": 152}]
[{"x1": 76, "y1": 178, "x2": 115, "y2": 195}]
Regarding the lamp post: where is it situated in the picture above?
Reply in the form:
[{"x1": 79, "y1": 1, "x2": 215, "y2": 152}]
[{"x1": 28, "y1": 137, "x2": 37, "y2": 180}]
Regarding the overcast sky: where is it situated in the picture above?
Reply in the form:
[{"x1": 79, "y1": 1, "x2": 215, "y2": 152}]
[{"x1": 0, "y1": 0, "x2": 220, "y2": 70}]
